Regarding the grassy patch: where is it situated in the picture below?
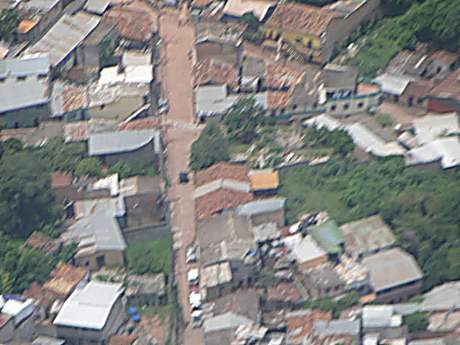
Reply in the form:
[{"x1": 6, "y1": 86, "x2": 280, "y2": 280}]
[
  {"x1": 139, "y1": 304, "x2": 172, "y2": 323},
  {"x1": 296, "y1": 147, "x2": 334, "y2": 160},
  {"x1": 375, "y1": 113, "x2": 394, "y2": 127},
  {"x1": 229, "y1": 142, "x2": 250, "y2": 155},
  {"x1": 126, "y1": 235, "x2": 173, "y2": 279},
  {"x1": 279, "y1": 168, "x2": 351, "y2": 224}
]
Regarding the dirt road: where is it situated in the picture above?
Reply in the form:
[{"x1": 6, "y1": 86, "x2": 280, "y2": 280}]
[{"x1": 158, "y1": 10, "x2": 204, "y2": 345}]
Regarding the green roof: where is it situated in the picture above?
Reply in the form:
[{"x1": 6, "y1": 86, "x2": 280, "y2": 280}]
[{"x1": 309, "y1": 220, "x2": 345, "y2": 254}]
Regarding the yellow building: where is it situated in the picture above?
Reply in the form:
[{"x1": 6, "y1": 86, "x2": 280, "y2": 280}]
[{"x1": 263, "y1": 3, "x2": 342, "y2": 64}]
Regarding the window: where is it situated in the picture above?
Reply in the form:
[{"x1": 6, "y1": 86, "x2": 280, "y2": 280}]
[
  {"x1": 343, "y1": 103, "x2": 350, "y2": 110},
  {"x1": 358, "y1": 102, "x2": 364, "y2": 108},
  {"x1": 307, "y1": 41, "x2": 312, "y2": 49},
  {"x1": 292, "y1": 104, "x2": 297, "y2": 110},
  {"x1": 0, "y1": 77, "x2": 5, "y2": 83},
  {"x1": 37, "y1": 74, "x2": 47, "y2": 79},
  {"x1": 296, "y1": 36, "x2": 303, "y2": 44},
  {"x1": 17, "y1": 76, "x2": 26, "y2": 81},
  {"x1": 330, "y1": 104, "x2": 336, "y2": 111}
]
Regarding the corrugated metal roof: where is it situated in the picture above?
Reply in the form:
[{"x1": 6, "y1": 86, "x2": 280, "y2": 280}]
[
  {"x1": 374, "y1": 73, "x2": 414, "y2": 96},
  {"x1": 236, "y1": 198, "x2": 286, "y2": 216},
  {"x1": 405, "y1": 137, "x2": 460, "y2": 169},
  {"x1": 362, "y1": 248, "x2": 423, "y2": 293},
  {"x1": 413, "y1": 113, "x2": 459, "y2": 145},
  {"x1": 88, "y1": 129, "x2": 160, "y2": 156},
  {"x1": 194, "y1": 179, "x2": 251, "y2": 199},
  {"x1": 195, "y1": 85, "x2": 237, "y2": 116},
  {"x1": 313, "y1": 319, "x2": 361, "y2": 336},
  {"x1": 204, "y1": 311, "x2": 253, "y2": 334},
  {"x1": 23, "y1": 0, "x2": 60, "y2": 11},
  {"x1": 0, "y1": 78, "x2": 48, "y2": 113},
  {"x1": 67, "y1": 213, "x2": 126, "y2": 252},
  {"x1": 309, "y1": 220, "x2": 345, "y2": 255},
  {"x1": 84, "y1": 0, "x2": 110, "y2": 14},
  {"x1": 291, "y1": 235, "x2": 327, "y2": 264},
  {"x1": 420, "y1": 282, "x2": 460, "y2": 312},
  {"x1": 53, "y1": 281, "x2": 123, "y2": 330},
  {"x1": 26, "y1": 12, "x2": 100, "y2": 67},
  {"x1": 0, "y1": 55, "x2": 49, "y2": 78}
]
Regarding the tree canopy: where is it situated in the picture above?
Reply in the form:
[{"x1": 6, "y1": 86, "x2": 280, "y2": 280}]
[
  {"x1": 0, "y1": 150, "x2": 59, "y2": 238},
  {"x1": 304, "y1": 127, "x2": 355, "y2": 157},
  {"x1": 190, "y1": 120, "x2": 230, "y2": 171},
  {"x1": 0, "y1": 9, "x2": 20, "y2": 41},
  {"x1": 224, "y1": 98, "x2": 263, "y2": 144}
]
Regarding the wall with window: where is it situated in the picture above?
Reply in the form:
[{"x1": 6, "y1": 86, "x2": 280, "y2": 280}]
[{"x1": 325, "y1": 92, "x2": 381, "y2": 117}]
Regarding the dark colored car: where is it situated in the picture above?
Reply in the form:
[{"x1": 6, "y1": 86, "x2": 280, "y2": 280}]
[{"x1": 179, "y1": 172, "x2": 189, "y2": 183}]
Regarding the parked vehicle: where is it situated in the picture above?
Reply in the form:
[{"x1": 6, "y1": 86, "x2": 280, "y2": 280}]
[
  {"x1": 189, "y1": 291, "x2": 201, "y2": 310},
  {"x1": 179, "y1": 171, "x2": 189, "y2": 184},
  {"x1": 186, "y1": 245, "x2": 197, "y2": 263},
  {"x1": 191, "y1": 310, "x2": 203, "y2": 328},
  {"x1": 187, "y1": 268, "x2": 199, "y2": 286}
]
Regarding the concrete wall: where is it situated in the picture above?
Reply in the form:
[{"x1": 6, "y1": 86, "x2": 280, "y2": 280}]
[
  {"x1": 195, "y1": 41, "x2": 240, "y2": 65},
  {"x1": 374, "y1": 279, "x2": 423, "y2": 304},
  {"x1": 75, "y1": 250, "x2": 124, "y2": 271},
  {"x1": 122, "y1": 222, "x2": 170, "y2": 245},
  {"x1": 97, "y1": 140, "x2": 158, "y2": 167},
  {"x1": 0, "y1": 102, "x2": 51, "y2": 129},
  {"x1": 250, "y1": 209, "x2": 285, "y2": 228},
  {"x1": 325, "y1": 92, "x2": 381, "y2": 117},
  {"x1": 88, "y1": 95, "x2": 147, "y2": 121}
]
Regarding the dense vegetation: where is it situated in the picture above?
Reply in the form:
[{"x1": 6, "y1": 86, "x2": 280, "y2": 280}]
[
  {"x1": 304, "y1": 127, "x2": 355, "y2": 157},
  {"x1": 348, "y1": 0, "x2": 460, "y2": 77},
  {"x1": 305, "y1": 292, "x2": 360, "y2": 318},
  {"x1": 280, "y1": 158, "x2": 460, "y2": 290},
  {"x1": 190, "y1": 120, "x2": 230, "y2": 171},
  {"x1": 0, "y1": 9, "x2": 20, "y2": 41},
  {"x1": 404, "y1": 312, "x2": 429, "y2": 332},
  {"x1": 126, "y1": 235, "x2": 173, "y2": 280}
]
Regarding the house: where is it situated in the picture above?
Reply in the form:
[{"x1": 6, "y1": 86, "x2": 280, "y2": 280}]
[
  {"x1": 54, "y1": 281, "x2": 125, "y2": 345},
  {"x1": 241, "y1": 56, "x2": 266, "y2": 92},
  {"x1": 66, "y1": 213, "x2": 127, "y2": 270},
  {"x1": 88, "y1": 129, "x2": 162, "y2": 167},
  {"x1": 73, "y1": 197, "x2": 126, "y2": 223},
  {"x1": 194, "y1": 21, "x2": 244, "y2": 65},
  {"x1": 362, "y1": 305, "x2": 403, "y2": 330},
  {"x1": 203, "y1": 311, "x2": 254, "y2": 345},
  {"x1": 0, "y1": 295, "x2": 35, "y2": 342},
  {"x1": 200, "y1": 262, "x2": 234, "y2": 301},
  {"x1": 412, "y1": 113, "x2": 459, "y2": 145},
  {"x1": 194, "y1": 163, "x2": 253, "y2": 220},
  {"x1": 51, "y1": 83, "x2": 89, "y2": 121},
  {"x1": 222, "y1": 0, "x2": 276, "y2": 21},
  {"x1": 32, "y1": 336, "x2": 66, "y2": 345},
  {"x1": 84, "y1": 0, "x2": 111, "y2": 15},
  {"x1": 286, "y1": 309, "x2": 332, "y2": 345},
  {"x1": 265, "y1": 282, "x2": 306, "y2": 310},
  {"x1": 25, "y1": 12, "x2": 101, "y2": 74},
  {"x1": 193, "y1": 58, "x2": 240, "y2": 92},
  {"x1": 16, "y1": 0, "x2": 65, "y2": 42},
  {"x1": 309, "y1": 319, "x2": 361, "y2": 345},
  {"x1": 419, "y1": 281, "x2": 460, "y2": 313},
  {"x1": 248, "y1": 169, "x2": 279, "y2": 195},
  {"x1": 303, "y1": 265, "x2": 345, "y2": 299},
  {"x1": 119, "y1": 175, "x2": 166, "y2": 227},
  {"x1": 195, "y1": 84, "x2": 238, "y2": 118},
  {"x1": 0, "y1": 55, "x2": 51, "y2": 128},
  {"x1": 428, "y1": 68, "x2": 460, "y2": 113},
  {"x1": 103, "y1": 3, "x2": 158, "y2": 48},
  {"x1": 197, "y1": 212, "x2": 255, "y2": 267},
  {"x1": 362, "y1": 248, "x2": 423, "y2": 303},
  {"x1": 125, "y1": 273, "x2": 166, "y2": 306},
  {"x1": 320, "y1": 64, "x2": 358, "y2": 99},
  {"x1": 405, "y1": 137, "x2": 460, "y2": 170},
  {"x1": 42, "y1": 262, "x2": 90, "y2": 301},
  {"x1": 340, "y1": 215, "x2": 396, "y2": 258},
  {"x1": 236, "y1": 198, "x2": 286, "y2": 227},
  {"x1": 287, "y1": 234, "x2": 329, "y2": 271},
  {"x1": 374, "y1": 73, "x2": 415, "y2": 102},
  {"x1": 308, "y1": 220, "x2": 345, "y2": 258},
  {"x1": 88, "y1": 83, "x2": 150, "y2": 121}
]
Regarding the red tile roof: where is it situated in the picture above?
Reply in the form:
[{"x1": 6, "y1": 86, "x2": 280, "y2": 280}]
[
  {"x1": 195, "y1": 188, "x2": 253, "y2": 220},
  {"x1": 267, "y1": 92, "x2": 291, "y2": 109},
  {"x1": 43, "y1": 262, "x2": 88, "y2": 298},
  {"x1": 287, "y1": 309, "x2": 332, "y2": 344},
  {"x1": 193, "y1": 58, "x2": 240, "y2": 90},
  {"x1": 265, "y1": 62, "x2": 303, "y2": 89},
  {"x1": 195, "y1": 162, "x2": 249, "y2": 186},
  {"x1": 118, "y1": 118, "x2": 162, "y2": 131},
  {"x1": 265, "y1": 3, "x2": 341, "y2": 37},
  {"x1": 23, "y1": 231, "x2": 60, "y2": 254},
  {"x1": 62, "y1": 86, "x2": 88, "y2": 113},
  {"x1": 431, "y1": 50, "x2": 458, "y2": 65},
  {"x1": 52, "y1": 172, "x2": 73, "y2": 188},
  {"x1": 430, "y1": 68, "x2": 460, "y2": 101}
]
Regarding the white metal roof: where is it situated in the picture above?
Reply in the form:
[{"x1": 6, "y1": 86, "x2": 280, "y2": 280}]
[
  {"x1": 0, "y1": 78, "x2": 48, "y2": 113},
  {"x1": 292, "y1": 235, "x2": 327, "y2": 264},
  {"x1": 304, "y1": 114, "x2": 342, "y2": 131},
  {"x1": 53, "y1": 281, "x2": 123, "y2": 330},
  {"x1": 362, "y1": 305, "x2": 402, "y2": 329},
  {"x1": 25, "y1": 12, "x2": 100, "y2": 67},
  {"x1": 223, "y1": 0, "x2": 275, "y2": 20},
  {"x1": 0, "y1": 55, "x2": 49, "y2": 78},
  {"x1": 92, "y1": 174, "x2": 119, "y2": 196},
  {"x1": 194, "y1": 179, "x2": 251, "y2": 199},
  {"x1": 374, "y1": 73, "x2": 414, "y2": 96},
  {"x1": 89, "y1": 129, "x2": 160, "y2": 155},
  {"x1": 195, "y1": 85, "x2": 237, "y2": 116},
  {"x1": 413, "y1": 113, "x2": 460, "y2": 145},
  {"x1": 84, "y1": 0, "x2": 110, "y2": 14},
  {"x1": 405, "y1": 137, "x2": 460, "y2": 169},
  {"x1": 204, "y1": 312, "x2": 253, "y2": 334},
  {"x1": 236, "y1": 198, "x2": 286, "y2": 216}
]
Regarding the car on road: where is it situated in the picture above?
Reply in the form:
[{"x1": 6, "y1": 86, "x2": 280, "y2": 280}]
[
  {"x1": 186, "y1": 245, "x2": 197, "y2": 263},
  {"x1": 191, "y1": 310, "x2": 203, "y2": 328},
  {"x1": 187, "y1": 268, "x2": 199, "y2": 286},
  {"x1": 179, "y1": 171, "x2": 189, "y2": 184},
  {"x1": 189, "y1": 291, "x2": 201, "y2": 310}
]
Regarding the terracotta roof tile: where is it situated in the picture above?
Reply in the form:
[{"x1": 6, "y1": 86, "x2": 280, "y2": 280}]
[
  {"x1": 267, "y1": 282, "x2": 302, "y2": 301},
  {"x1": 23, "y1": 231, "x2": 60, "y2": 255},
  {"x1": 403, "y1": 79, "x2": 434, "y2": 98},
  {"x1": 43, "y1": 262, "x2": 88, "y2": 298},
  {"x1": 104, "y1": 5, "x2": 157, "y2": 42},
  {"x1": 286, "y1": 309, "x2": 332, "y2": 344},
  {"x1": 64, "y1": 121, "x2": 90, "y2": 142},
  {"x1": 118, "y1": 118, "x2": 162, "y2": 130},
  {"x1": 52, "y1": 172, "x2": 73, "y2": 188},
  {"x1": 62, "y1": 86, "x2": 88, "y2": 113},
  {"x1": 431, "y1": 50, "x2": 458, "y2": 65},
  {"x1": 267, "y1": 91, "x2": 291, "y2": 109},
  {"x1": 249, "y1": 169, "x2": 279, "y2": 190},
  {"x1": 195, "y1": 189, "x2": 253, "y2": 220},
  {"x1": 193, "y1": 58, "x2": 240, "y2": 90},
  {"x1": 195, "y1": 162, "x2": 249, "y2": 186},
  {"x1": 265, "y1": 3, "x2": 341, "y2": 37},
  {"x1": 265, "y1": 63, "x2": 303, "y2": 89},
  {"x1": 430, "y1": 68, "x2": 460, "y2": 100}
]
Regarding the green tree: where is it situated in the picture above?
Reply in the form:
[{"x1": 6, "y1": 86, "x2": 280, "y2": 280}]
[
  {"x1": 190, "y1": 121, "x2": 230, "y2": 171},
  {"x1": 0, "y1": 151, "x2": 59, "y2": 238},
  {"x1": 404, "y1": 312, "x2": 429, "y2": 332},
  {"x1": 0, "y1": 9, "x2": 20, "y2": 41},
  {"x1": 74, "y1": 157, "x2": 103, "y2": 177},
  {"x1": 224, "y1": 98, "x2": 263, "y2": 144},
  {"x1": 0, "y1": 269, "x2": 12, "y2": 293},
  {"x1": 37, "y1": 137, "x2": 87, "y2": 173}
]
